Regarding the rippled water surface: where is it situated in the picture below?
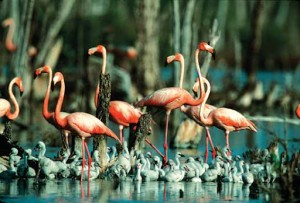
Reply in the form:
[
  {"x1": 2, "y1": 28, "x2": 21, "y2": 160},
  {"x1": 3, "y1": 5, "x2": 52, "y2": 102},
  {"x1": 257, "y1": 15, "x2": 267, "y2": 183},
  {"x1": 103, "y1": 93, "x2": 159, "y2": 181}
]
[{"x1": 0, "y1": 120, "x2": 299, "y2": 202}]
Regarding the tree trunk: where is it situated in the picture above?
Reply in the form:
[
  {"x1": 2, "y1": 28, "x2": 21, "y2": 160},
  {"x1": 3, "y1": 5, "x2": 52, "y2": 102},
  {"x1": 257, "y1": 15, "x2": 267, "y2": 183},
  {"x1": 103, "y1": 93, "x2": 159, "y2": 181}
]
[
  {"x1": 244, "y1": 0, "x2": 265, "y2": 84},
  {"x1": 135, "y1": 0, "x2": 160, "y2": 95}
]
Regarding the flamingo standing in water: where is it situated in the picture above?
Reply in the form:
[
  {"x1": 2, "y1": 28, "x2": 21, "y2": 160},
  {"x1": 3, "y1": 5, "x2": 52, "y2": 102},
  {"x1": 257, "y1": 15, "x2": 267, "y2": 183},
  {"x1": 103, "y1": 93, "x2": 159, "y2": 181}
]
[
  {"x1": 89, "y1": 45, "x2": 163, "y2": 157},
  {"x1": 0, "y1": 77, "x2": 24, "y2": 120},
  {"x1": 166, "y1": 52, "x2": 216, "y2": 162},
  {"x1": 52, "y1": 72, "x2": 121, "y2": 181},
  {"x1": 34, "y1": 65, "x2": 71, "y2": 153},
  {"x1": 198, "y1": 75, "x2": 257, "y2": 155},
  {"x1": 135, "y1": 42, "x2": 215, "y2": 165},
  {"x1": 2, "y1": 18, "x2": 16, "y2": 52}
]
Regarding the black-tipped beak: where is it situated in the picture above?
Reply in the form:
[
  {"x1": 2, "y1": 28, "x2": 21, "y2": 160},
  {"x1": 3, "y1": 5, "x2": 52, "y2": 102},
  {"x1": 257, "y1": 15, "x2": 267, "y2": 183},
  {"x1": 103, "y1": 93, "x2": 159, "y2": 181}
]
[
  {"x1": 164, "y1": 59, "x2": 169, "y2": 67},
  {"x1": 20, "y1": 91, "x2": 23, "y2": 97},
  {"x1": 193, "y1": 90, "x2": 198, "y2": 98},
  {"x1": 33, "y1": 72, "x2": 37, "y2": 80},
  {"x1": 212, "y1": 50, "x2": 216, "y2": 61},
  {"x1": 51, "y1": 81, "x2": 55, "y2": 91},
  {"x1": 207, "y1": 41, "x2": 210, "y2": 45}
]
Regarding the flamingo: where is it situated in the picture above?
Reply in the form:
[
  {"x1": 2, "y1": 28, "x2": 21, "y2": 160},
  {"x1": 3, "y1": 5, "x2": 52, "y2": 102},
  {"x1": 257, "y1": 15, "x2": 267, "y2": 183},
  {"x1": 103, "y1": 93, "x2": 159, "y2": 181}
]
[
  {"x1": 2, "y1": 18, "x2": 16, "y2": 52},
  {"x1": 0, "y1": 77, "x2": 24, "y2": 120},
  {"x1": 166, "y1": 52, "x2": 217, "y2": 162},
  {"x1": 295, "y1": 104, "x2": 300, "y2": 119},
  {"x1": 135, "y1": 42, "x2": 215, "y2": 165},
  {"x1": 52, "y1": 71, "x2": 121, "y2": 181},
  {"x1": 198, "y1": 75, "x2": 257, "y2": 155},
  {"x1": 89, "y1": 44, "x2": 163, "y2": 157},
  {"x1": 34, "y1": 65, "x2": 71, "y2": 153}
]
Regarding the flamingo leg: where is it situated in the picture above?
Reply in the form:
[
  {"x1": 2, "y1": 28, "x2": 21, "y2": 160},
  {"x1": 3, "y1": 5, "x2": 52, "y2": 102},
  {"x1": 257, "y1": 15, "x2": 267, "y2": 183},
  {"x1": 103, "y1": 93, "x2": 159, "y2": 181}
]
[
  {"x1": 163, "y1": 110, "x2": 171, "y2": 165},
  {"x1": 206, "y1": 127, "x2": 216, "y2": 159},
  {"x1": 119, "y1": 125, "x2": 124, "y2": 143},
  {"x1": 84, "y1": 141, "x2": 92, "y2": 181},
  {"x1": 81, "y1": 138, "x2": 86, "y2": 182},
  {"x1": 204, "y1": 130, "x2": 209, "y2": 163},
  {"x1": 225, "y1": 131, "x2": 231, "y2": 156},
  {"x1": 145, "y1": 138, "x2": 164, "y2": 158}
]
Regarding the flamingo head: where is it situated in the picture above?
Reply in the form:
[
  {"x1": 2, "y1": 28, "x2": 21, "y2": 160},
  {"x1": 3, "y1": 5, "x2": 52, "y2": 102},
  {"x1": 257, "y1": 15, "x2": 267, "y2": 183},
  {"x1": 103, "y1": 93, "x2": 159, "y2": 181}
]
[
  {"x1": 2, "y1": 18, "x2": 14, "y2": 27},
  {"x1": 192, "y1": 78, "x2": 200, "y2": 97},
  {"x1": 14, "y1": 77, "x2": 24, "y2": 96},
  {"x1": 34, "y1": 141, "x2": 45, "y2": 152},
  {"x1": 166, "y1": 53, "x2": 183, "y2": 65},
  {"x1": 125, "y1": 47, "x2": 138, "y2": 59},
  {"x1": 88, "y1": 45, "x2": 106, "y2": 55},
  {"x1": 34, "y1": 65, "x2": 51, "y2": 79},
  {"x1": 51, "y1": 72, "x2": 63, "y2": 91},
  {"x1": 198, "y1": 42, "x2": 216, "y2": 60}
]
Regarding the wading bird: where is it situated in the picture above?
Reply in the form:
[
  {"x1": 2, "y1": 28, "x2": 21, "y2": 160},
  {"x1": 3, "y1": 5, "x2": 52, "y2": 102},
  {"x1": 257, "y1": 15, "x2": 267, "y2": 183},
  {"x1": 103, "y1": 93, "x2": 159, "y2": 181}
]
[
  {"x1": 89, "y1": 45, "x2": 163, "y2": 157},
  {"x1": 34, "y1": 65, "x2": 71, "y2": 153},
  {"x1": 2, "y1": 18, "x2": 16, "y2": 52},
  {"x1": 52, "y1": 72, "x2": 121, "y2": 181},
  {"x1": 166, "y1": 51, "x2": 216, "y2": 162},
  {"x1": 198, "y1": 75, "x2": 257, "y2": 155},
  {"x1": 135, "y1": 42, "x2": 215, "y2": 165},
  {"x1": 0, "y1": 77, "x2": 24, "y2": 120}
]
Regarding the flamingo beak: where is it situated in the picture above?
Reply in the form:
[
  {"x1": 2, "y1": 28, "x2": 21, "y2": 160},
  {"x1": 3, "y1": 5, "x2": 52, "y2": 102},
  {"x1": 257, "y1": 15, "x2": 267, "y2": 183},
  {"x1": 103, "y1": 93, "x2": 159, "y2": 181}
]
[
  {"x1": 165, "y1": 55, "x2": 175, "y2": 66},
  {"x1": 211, "y1": 50, "x2": 216, "y2": 61},
  {"x1": 51, "y1": 81, "x2": 55, "y2": 91},
  {"x1": 88, "y1": 47, "x2": 97, "y2": 55}
]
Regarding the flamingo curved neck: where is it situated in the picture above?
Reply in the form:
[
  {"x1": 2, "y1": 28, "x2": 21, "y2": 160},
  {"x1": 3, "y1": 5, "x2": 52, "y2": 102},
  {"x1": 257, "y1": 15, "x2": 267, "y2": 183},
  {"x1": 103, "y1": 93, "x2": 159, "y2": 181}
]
[
  {"x1": 43, "y1": 69, "x2": 53, "y2": 120},
  {"x1": 54, "y1": 78, "x2": 67, "y2": 128},
  {"x1": 199, "y1": 77, "x2": 213, "y2": 126},
  {"x1": 101, "y1": 49, "x2": 107, "y2": 75},
  {"x1": 179, "y1": 57, "x2": 184, "y2": 89},
  {"x1": 38, "y1": 147, "x2": 46, "y2": 160},
  {"x1": 5, "y1": 20, "x2": 16, "y2": 51},
  {"x1": 6, "y1": 79, "x2": 19, "y2": 120}
]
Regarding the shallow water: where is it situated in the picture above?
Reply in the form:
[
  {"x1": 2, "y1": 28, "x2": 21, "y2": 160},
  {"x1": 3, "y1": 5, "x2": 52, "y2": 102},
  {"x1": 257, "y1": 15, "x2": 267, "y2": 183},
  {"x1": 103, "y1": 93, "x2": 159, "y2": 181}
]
[
  {"x1": 0, "y1": 178, "x2": 268, "y2": 203},
  {"x1": 1, "y1": 120, "x2": 299, "y2": 202}
]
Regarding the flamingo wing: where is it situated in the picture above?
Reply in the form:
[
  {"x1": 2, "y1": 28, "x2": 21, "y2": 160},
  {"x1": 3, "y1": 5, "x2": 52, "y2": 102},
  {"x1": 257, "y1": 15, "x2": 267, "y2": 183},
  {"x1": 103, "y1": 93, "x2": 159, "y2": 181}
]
[
  {"x1": 67, "y1": 112, "x2": 120, "y2": 142},
  {"x1": 109, "y1": 101, "x2": 141, "y2": 126},
  {"x1": 0, "y1": 99, "x2": 10, "y2": 117},
  {"x1": 136, "y1": 87, "x2": 192, "y2": 110},
  {"x1": 213, "y1": 108, "x2": 256, "y2": 132}
]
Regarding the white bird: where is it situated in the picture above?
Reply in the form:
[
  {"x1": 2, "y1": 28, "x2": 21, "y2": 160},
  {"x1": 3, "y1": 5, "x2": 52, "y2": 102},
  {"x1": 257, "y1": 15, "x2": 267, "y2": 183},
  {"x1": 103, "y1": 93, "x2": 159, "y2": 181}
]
[
  {"x1": 35, "y1": 141, "x2": 66, "y2": 179},
  {"x1": 133, "y1": 162, "x2": 142, "y2": 182},
  {"x1": 17, "y1": 149, "x2": 36, "y2": 178},
  {"x1": 222, "y1": 162, "x2": 233, "y2": 182},
  {"x1": 201, "y1": 157, "x2": 222, "y2": 182},
  {"x1": 164, "y1": 160, "x2": 185, "y2": 182},
  {"x1": 242, "y1": 162, "x2": 254, "y2": 184},
  {"x1": 0, "y1": 148, "x2": 19, "y2": 179}
]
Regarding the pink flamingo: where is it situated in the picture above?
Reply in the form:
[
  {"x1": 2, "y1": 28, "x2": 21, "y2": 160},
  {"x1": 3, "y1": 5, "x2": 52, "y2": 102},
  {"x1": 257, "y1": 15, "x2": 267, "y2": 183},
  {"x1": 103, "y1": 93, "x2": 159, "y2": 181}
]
[
  {"x1": 0, "y1": 77, "x2": 24, "y2": 119},
  {"x1": 296, "y1": 104, "x2": 300, "y2": 119},
  {"x1": 166, "y1": 52, "x2": 217, "y2": 162},
  {"x1": 2, "y1": 18, "x2": 17, "y2": 52},
  {"x1": 135, "y1": 42, "x2": 215, "y2": 165},
  {"x1": 89, "y1": 45, "x2": 163, "y2": 157},
  {"x1": 198, "y1": 74, "x2": 257, "y2": 155},
  {"x1": 52, "y1": 72, "x2": 121, "y2": 181},
  {"x1": 34, "y1": 65, "x2": 71, "y2": 151}
]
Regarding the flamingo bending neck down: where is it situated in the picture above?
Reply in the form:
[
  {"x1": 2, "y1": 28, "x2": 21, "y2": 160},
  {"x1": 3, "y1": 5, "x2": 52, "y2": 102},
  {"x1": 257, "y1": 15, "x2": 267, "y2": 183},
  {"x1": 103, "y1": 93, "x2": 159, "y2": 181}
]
[
  {"x1": 52, "y1": 72, "x2": 121, "y2": 181},
  {"x1": 167, "y1": 48, "x2": 216, "y2": 162},
  {"x1": 34, "y1": 65, "x2": 71, "y2": 153},
  {"x1": 0, "y1": 77, "x2": 24, "y2": 120},
  {"x1": 89, "y1": 44, "x2": 163, "y2": 157},
  {"x1": 2, "y1": 18, "x2": 17, "y2": 52},
  {"x1": 198, "y1": 76, "x2": 257, "y2": 155},
  {"x1": 135, "y1": 42, "x2": 215, "y2": 165}
]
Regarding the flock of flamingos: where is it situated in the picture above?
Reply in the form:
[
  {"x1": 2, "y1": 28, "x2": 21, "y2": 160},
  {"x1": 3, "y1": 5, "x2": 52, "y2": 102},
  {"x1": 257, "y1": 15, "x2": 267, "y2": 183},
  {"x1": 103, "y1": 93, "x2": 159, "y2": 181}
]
[{"x1": 0, "y1": 18, "x2": 299, "y2": 190}]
